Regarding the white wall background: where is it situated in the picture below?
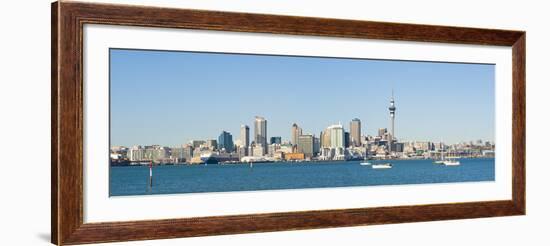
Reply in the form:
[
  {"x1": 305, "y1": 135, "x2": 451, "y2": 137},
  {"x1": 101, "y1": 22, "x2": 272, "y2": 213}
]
[{"x1": 0, "y1": 0, "x2": 548, "y2": 245}]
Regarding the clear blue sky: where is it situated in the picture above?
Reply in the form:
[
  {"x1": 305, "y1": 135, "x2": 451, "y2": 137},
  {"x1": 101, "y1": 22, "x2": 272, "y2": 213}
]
[{"x1": 110, "y1": 49, "x2": 494, "y2": 147}]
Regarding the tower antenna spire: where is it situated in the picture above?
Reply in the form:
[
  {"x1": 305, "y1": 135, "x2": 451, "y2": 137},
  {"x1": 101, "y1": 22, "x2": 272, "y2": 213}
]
[{"x1": 388, "y1": 88, "x2": 396, "y2": 153}]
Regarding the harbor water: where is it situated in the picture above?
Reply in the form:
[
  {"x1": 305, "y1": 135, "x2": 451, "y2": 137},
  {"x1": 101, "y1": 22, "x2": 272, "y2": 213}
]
[{"x1": 110, "y1": 158, "x2": 495, "y2": 196}]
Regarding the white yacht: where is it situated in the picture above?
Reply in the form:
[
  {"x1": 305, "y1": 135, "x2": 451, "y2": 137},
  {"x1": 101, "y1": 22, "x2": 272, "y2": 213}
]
[
  {"x1": 372, "y1": 163, "x2": 392, "y2": 169},
  {"x1": 443, "y1": 157, "x2": 460, "y2": 166}
]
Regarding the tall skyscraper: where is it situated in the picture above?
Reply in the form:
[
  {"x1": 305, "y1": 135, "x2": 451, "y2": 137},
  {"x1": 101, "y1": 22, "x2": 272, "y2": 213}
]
[
  {"x1": 291, "y1": 123, "x2": 302, "y2": 146},
  {"x1": 254, "y1": 116, "x2": 267, "y2": 154},
  {"x1": 218, "y1": 131, "x2": 234, "y2": 153},
  {"x1": 350, "y1": 118, "x2": 361, "y2": 147},
  {"x1": 327, "y1": 124, "x2": 345, "y2": 149},
  {"x1": 240, "y1": 125, "x2": 250, "y2": 148}
]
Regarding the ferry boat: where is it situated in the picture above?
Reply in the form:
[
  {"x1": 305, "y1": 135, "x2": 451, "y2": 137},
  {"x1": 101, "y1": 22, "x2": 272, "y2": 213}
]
[
  {"x1": 200, "y1": 152, "x2": 219, "y2": 164},
  {"x1": 372, "y1": 163, "x2": 392, "y2": 169}
]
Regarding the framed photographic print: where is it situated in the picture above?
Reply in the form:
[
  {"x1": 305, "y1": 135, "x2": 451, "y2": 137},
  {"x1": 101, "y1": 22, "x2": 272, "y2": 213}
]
[{"x1": 51, "y1": 1, "x2": 525, "y2": 245}]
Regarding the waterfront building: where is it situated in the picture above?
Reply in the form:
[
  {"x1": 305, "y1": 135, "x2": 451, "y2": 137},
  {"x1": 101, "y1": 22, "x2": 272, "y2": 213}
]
[
  {"x1": 240, "y1": 125, "x2": 250, "y2": 148},
  {"x1": 360, "y1": 135, "x2": 368, "y2": 146},
  {"x1": 319, "y1": 147, "x2": 334, "y2": 160},
  {"x1": 413, "y1": 141, "x2": 432, "y2": 151},
  {"x1": 279, "y1": 144, "x2": 294, "y2": 154},
  {"x1": 433, "y1": 142, "x2": 445, "y2": 151},
  {"x1": 270, "y1": 136, "x2": 282, "y2": 145},
  {"x1": 375, "y1": 146, "x2": 388, "y2": 158},
  {"x1": 321, "y1": 130, "x2": 331, "y2": 148},
  {"x1": 110, "y1": 146, "x2": 128, "y2": 155},
  {"x1": 254, "y1": 116, "x2": 267, "y2": 154},
  {"x1": 313, "y1": 136, "x2": 320, "y2": 155},
  {"x1": 233, "y1": 139, "x2": 242, "y2": 148},
  {"x1": 205, "y1": 139, "x2": 218, "y2": 150},
  {"x1": 328, "y1": 124, "x2": 345, "y2": 149},
  {"x1": 285, "y1": 152, "x2": 305, "y2": 161},
  {"x1": 127, "y1": 145, "x2": 145, "y2": 161},
  {"x1": 392, "y1": 142, "x2": 404, "y2": 153},
  {"x1": 403, "y1": 142, "x2": 415, "y2": 154},
  {"x1": 237, "y1": 146, "x2": 248, "y2": 158},
  {"x1": 350, "y1": 118, "x2": 362, "y2": 147},
  {"x1": 252, "y1": 144, "x2": 265, "y2": 157},
  {"x1": 291, "y1": 123, "x2": 302, "y2": 146},
  {"x1": 268, "y1": 144, "x2": 280, "y2": 157},
  {"x1": 344, "y1": 131, "x2": 350, "y2": 148},
  {"x1": 144, "y1": 146, "x2": 169, "y2": 163},
  {"x1": 190, "y1": 140, "x2": 206, "y2": 148},
  {"x1": 273, "y1": 151, "x2": 285, "y2": 160},
  {"x1": 192, "y1": 147, "x2": 202, "y2": 157},
  {"x1": 378, "y1": 128, "x2": 387, "y2": 139},
  {"x1": 170, "y1": 147, "x2": 185, "y2": 162},
  {"x1": 297, "y1": 134, "x2": 314, "y2": 158},
  {"x1": 218, "y1": 131, "x2": 234, "y2": 153},
  {"x1": 182, "y1": 145, "x2": 193, "y2": 162},
  {"x1": 333, "y1": 147, "x2": 346, "y2": 160}
]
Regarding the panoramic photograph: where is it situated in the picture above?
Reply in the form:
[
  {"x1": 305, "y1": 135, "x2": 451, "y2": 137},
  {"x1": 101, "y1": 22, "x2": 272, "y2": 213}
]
[{"x1": 109, "y1": 48, "x2": 495, "y2": 196}]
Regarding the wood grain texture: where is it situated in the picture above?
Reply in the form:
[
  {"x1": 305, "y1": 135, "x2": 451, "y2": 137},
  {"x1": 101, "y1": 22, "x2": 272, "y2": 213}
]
[
  {"x1": 63, "y1": 201, "x2": 519, "y2": 245},
  {"x1": 512, "y1": 34, "x2": 526, "y2": 213},
  {"x1": 51, "y1": 2, "x2": 59, "y2": 244},
  {"x1": 51, "y1": 1, "x2": 526, "y2": 245}
]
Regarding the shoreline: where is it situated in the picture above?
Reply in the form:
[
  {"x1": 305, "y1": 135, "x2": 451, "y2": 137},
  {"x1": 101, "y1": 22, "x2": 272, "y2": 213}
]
[{"x1": 111, "y1": 157, "x2": 495, "y2": 167}]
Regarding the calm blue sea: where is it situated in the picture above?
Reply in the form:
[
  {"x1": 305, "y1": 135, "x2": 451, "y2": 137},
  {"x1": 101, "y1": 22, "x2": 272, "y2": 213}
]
[{"x1": 109, "y1": 158, "x2": 495, "y2": 196}]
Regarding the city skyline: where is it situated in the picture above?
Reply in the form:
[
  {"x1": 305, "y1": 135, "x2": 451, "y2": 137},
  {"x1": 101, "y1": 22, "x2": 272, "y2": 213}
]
[{"x1": 110, "y1": 49, "x2": 495, "y2": 147}]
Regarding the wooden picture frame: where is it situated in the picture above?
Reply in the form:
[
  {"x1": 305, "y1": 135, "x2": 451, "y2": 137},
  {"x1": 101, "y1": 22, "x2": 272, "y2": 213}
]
[{"x1": 51, "y1": 1, "x2": 525, "y2": 245}]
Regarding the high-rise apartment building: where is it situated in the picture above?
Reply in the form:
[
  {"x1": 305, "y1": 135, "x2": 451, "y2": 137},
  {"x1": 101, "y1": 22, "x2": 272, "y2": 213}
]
[
  {"x1": 240, "y1": 125, "x2": 250, "y2": 148},
  {"x1": 218, "y1": 131, "x2": 234, "y2": 152},
  {"x1": 328, "y1": 124, "x2": 345, "y2": 149},
  {"x1": 350, "y1": 118, "x2": 361, "y2": 147},
  {"x1": 254, "y1": 116, "x2": 267, "y2": 154},
  {"x1": 291, "y1": 123, "x2": 302, "y2": 146},
  {"x1": 297, "y1": 134, "x2": 314, "y2": 158}
]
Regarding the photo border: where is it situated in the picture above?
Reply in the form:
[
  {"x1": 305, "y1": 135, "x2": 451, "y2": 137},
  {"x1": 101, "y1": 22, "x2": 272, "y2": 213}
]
[{"x1": 52, "y1": 1, "x2": 525, "y2": 245}]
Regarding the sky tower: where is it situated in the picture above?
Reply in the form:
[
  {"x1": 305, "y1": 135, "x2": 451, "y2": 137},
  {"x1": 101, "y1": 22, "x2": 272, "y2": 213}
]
[{"x1": 389, "y1": 90, "x2": 396, "y2": 148}]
